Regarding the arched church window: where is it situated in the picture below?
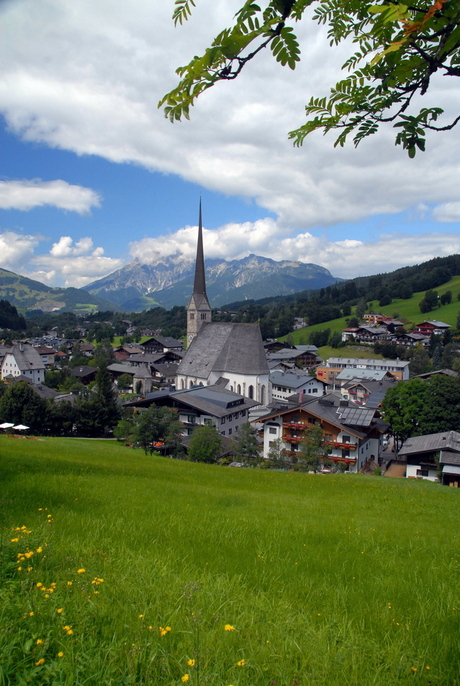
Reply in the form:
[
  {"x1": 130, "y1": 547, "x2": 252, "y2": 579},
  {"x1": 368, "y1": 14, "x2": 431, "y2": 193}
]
[{"x1": 248, "y1": 385, "x2": 254, "y2": 399}]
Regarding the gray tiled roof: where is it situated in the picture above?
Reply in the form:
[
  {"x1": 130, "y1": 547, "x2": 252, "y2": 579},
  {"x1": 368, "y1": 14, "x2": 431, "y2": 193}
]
[
  {"x1": 7, "y1": 344, "x2": 45, "y2": 372},
  {"x1": 399, "y1": 431, "x2": 460, "y2": 457},
  {"x1": 270, "y1": 370, "x2": 315, "y2": 390},
  {"x1": 257, "y1": 393, "x2": 374, "y2": 439},
  {"x1": 178, "y1": 322, "x2": 268, "y2": 377}
]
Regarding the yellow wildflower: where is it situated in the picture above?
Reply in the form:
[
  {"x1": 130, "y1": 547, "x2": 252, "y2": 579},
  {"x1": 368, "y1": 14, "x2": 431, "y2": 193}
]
[
  {"x1": 411, "y1": 667, "x2": 418, "y2": 672},
  {"x1": 181, "y1": 675, "x2": 190, "y2": 683},
  {"x1": 224, "y1": 624, "x2": 236, "y2": 631},
  {"x1": 77, "y1": 568, "x2": 85, "y2": 574},
  {"x1": 10, "y1": 538, "x2": 19, "y2": 542},
  {"x1": 187, "y1": 659, "x2": 196, "y2": 667},
  {"x1": 36, "y1": 639, "x2": 44, "y2": 645},
  {"x1": 66, "y1": 629, "x2": 73, "y2": 636},
  {"x1": 138, "y1": 614, "x2": 144, "y2": 619},
  {"x1": 57, "y1": 608, "x2": 63, "y2": 614},
  {"x1": 35, "y1": 658, "x2": 45, "y2": 666},
  {"x1": 36, "y1": 547, "x2": 42, "y2": 553},
  {"x1": 57, "y1": 652, "x2": 64, "y2": 658},
  {"x1": 63, "y1": 625, "x2": 71, "y2": 631},
  {"x1": 67, "y1": 581, "x2": 73, "y2": 586},
  {"x1": 237, "y1": 659, "x2": 246, "y2": 667},
  {"x1": 29, "y1": 612, "x2": 34, "y2": 617},
  {"x1": 17, "y1": 566, "x2": 22, "y2": 571}
]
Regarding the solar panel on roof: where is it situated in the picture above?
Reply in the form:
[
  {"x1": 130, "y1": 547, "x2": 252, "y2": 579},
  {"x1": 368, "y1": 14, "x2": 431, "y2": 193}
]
[{"x1": 339, "y1": 407, "x2": 375, "y2": 427}]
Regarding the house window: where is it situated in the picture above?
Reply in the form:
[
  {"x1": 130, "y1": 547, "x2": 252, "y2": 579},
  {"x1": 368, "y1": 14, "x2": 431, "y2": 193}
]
[
  {"x1": 221, "y1": 416, "x2": 226, "y2": 424},
  {"x1": 416, "y1": 469, "x2": 429, "y2": 477},
  {"x1": 201, "y1": 313, "x2": 207, "y2": 320},
  {"x1": 189, "y1": 313, "x2": 195, "y2": 320},
  {"x1": 342, "y1": 435, "x2": 350, "y2": 443},
  {"x1": 269, "y1": 427, "x2": 277, "y2": 435},
  {"x1": 240, "y1": 410, "x2": 246, "y2": 417},
  {"x1": 228, "y1": 428, "x2": 232, "y2": 435}
]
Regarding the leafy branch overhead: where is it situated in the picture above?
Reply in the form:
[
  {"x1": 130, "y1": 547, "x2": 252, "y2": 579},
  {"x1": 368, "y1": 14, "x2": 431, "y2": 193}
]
[{"x1": 159, "y1": 0, "x2": 460, "y2": 156}]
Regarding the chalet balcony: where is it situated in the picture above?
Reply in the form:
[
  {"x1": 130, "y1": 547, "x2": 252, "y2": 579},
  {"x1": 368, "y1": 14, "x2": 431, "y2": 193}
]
[
  {"x1": 284, "y1": 435, "x2": 302, "y2": 443},
  {"x1": 326, "y1": 441, "x2": 357, "y2": 451},
  {"x1": 283, "y1": 421, "x2": 308, "y2": 429}
]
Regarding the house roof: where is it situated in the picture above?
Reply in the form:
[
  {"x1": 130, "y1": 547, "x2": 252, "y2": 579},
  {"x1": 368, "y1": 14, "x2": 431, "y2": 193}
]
[
  {"x1": 125, "y1": 384, "x2": 259, "y2": 418},
  {"x1": 336, "y1": 369, "x2": 392, "y2": 382},
  {"x1": 270, "y1": 370, "x2": 316, "y2": 390},
  {"x1": 415, "y1": 369, "x2": 459, "y2": 379},
  {"x1": 399, "y1": 431, "x2": 460, "y2": 457},
  {"x1": 327, "y1": 357, "x2": 410, "y2": 369},
  {"x1": 141, "y1": 336, "x2": 183, "y2": 349},
  {"x1": 71, "y1": 365, "x2": 97, "y2": 379},
  {"x1": 256, "y1": 393, "x2": 380, "y2": 439},
  {"x1": 267, "y1": 348, "x2": 319, "y2": 362},
  {"x1": 178, "y1": 322, "x2": 268, "y2": 377},
  {"x1": 416, "y1": 320, "x2": 450, "y2": 328},
  {"x1": 3, "y1": 344, "x2": 45, "y2": 372}
]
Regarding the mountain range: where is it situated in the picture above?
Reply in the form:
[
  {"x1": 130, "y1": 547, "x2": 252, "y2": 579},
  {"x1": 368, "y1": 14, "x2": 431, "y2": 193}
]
[
  {"x1": 83, "y1": 255, "x2": 341, "y2": 311},
  {"x1": 0, "y1": 256, "x2": 340, "y2": 314}
]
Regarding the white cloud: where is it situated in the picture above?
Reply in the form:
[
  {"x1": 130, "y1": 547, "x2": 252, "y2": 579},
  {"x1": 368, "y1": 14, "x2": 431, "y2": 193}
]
[
  {"x1": 0, "y1": 0, "x2": 458, "y2": 290},
  {"x1": 1, "y1": 0, "x2": 460, "y2": 235},
  {"x1": 50, "y1": 236, "x2": 94, "y2": 257},
  {"x1": 0, "y1": 230, "x2": 40, "y2": 270},
  {"x1": 0, "y1": 179, "x2": 101, "y2": 214},
  {"x1": 130, "y1": 222, "x2": 460, "y2": 280},
  {"x1": 432, "y1": 202, "x2": 460, "y2": 223},
  {"x1": 0, "y1": 230, "x2": 122, "y2": 287}
]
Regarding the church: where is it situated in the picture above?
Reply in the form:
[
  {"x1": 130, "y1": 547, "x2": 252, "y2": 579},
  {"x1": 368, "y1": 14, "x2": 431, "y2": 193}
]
[{"x1": 176, "y1": 205, "x2": 271, "y2": 406}]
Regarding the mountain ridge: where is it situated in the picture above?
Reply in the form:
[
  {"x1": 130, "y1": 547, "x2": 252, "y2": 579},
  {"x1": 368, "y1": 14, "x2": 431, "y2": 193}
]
[{"x1": 83, "y1": 254, "x2": 341, "y2": 310}]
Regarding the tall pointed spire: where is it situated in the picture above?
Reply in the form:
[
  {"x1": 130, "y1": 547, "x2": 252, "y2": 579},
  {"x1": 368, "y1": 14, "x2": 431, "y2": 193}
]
[
  {"x1": 193, "y1": 199, "x2": 207, "y2": 297},
  {"x1": 186, "y1": 201, "x2": 212, "y2": 347}
]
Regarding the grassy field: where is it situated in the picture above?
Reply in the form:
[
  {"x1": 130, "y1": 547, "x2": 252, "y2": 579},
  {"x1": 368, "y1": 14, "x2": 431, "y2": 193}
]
[
  {"x1": 1, "y1": 436, "x2": 459, "y2": 685},
  {"x1": 281, "y1": 276, "x2": 460, "y2": 357}
]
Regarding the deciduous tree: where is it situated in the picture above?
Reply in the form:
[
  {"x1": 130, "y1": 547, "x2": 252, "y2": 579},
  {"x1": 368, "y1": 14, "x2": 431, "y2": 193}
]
[
  {"x1": 160, "y1": 1, "x2": 460, "y2": 156},
  {"x1": 187, "y1": 424, "x2": 222, "y2": 463}
]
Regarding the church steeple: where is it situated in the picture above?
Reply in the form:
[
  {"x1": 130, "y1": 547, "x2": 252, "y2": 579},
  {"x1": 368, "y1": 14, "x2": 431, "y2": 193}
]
[
  {"x1": 193, "y1": 200, "x2": 207, "y2": 298},
  {"x1": 187, "y1": 201, "x2": 212, "y2": 347}
]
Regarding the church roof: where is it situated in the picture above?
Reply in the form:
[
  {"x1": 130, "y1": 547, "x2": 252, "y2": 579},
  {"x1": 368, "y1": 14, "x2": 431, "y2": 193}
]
[{"x1": 178, "y1": 322, "x2": 269, "y2": 377}]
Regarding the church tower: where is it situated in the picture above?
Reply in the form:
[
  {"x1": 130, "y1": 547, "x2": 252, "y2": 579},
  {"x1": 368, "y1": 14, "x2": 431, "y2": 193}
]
[{"x1": 187, "y1": 201, "x2": 211, "y2": 346}]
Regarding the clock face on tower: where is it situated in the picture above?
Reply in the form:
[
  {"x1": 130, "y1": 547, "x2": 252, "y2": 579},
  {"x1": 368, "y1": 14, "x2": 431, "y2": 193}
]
[{"x1": 188, "y1": 334, "x2": 193, "y2": 342}]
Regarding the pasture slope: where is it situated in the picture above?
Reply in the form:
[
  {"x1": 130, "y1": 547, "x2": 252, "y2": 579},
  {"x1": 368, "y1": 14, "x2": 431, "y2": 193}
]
[
  {"x1": 1, "y1": 436, "x2": 459, "y2": 685},
  {"x1": 284, "y1": 275, "x2": 460, "y2": 348}
]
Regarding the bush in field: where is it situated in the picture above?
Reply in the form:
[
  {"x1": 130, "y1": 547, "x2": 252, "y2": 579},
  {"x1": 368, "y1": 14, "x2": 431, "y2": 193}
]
[{"x1": 187, "y1": 425, "x2": 222, "y2": 463}]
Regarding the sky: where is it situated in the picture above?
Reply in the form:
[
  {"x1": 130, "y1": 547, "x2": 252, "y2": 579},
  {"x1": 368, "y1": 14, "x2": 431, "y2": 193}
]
[{"x1": 0, "y1": 0, "x2": 460, "y2": 290}]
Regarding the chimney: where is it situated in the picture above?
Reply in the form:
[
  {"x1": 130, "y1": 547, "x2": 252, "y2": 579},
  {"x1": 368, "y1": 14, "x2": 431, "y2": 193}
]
[{"x1": 299, "y1": 389, "x2": 304, "y2": 403}]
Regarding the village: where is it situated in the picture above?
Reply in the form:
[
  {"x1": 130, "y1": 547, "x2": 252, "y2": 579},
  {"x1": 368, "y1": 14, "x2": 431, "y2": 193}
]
[{"x1": 1, "y1": 217, "x2": 458, "y2": 486}]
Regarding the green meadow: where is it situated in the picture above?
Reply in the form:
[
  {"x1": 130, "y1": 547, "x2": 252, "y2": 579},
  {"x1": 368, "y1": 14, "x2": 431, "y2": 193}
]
[
  {"x1": 281, "y1": 276, "x2": 460, "y2": 361},
  {"x1": 1, "y1": 436, "x2": 459, "y2": 685}
]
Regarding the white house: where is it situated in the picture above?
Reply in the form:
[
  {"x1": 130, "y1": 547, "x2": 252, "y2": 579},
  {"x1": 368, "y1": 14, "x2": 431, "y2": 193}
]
[{"x1": 1, "y1": 343, "x2": 45, "y2": 384}]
